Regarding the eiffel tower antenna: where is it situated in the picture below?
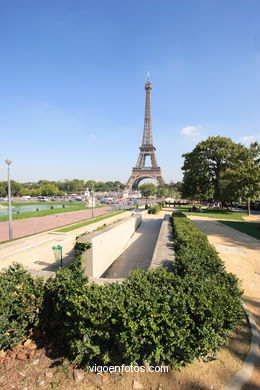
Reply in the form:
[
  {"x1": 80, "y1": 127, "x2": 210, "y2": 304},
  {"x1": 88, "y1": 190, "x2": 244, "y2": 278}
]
[{"x1": 126, "y1": 76, "x2": 164, "y2": 190}]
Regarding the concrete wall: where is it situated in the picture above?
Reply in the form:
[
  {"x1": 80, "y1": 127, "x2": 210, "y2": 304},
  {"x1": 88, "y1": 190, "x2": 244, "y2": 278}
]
[
  {"x1": 87, "y1": 211, "x2": 175, "y2": 284},
  {"x1": 81, "y1": 213, "x2": 143, "y2": 277},
  {"x1": 149, "y1": 213, "x2": 175, "y2": 270}
]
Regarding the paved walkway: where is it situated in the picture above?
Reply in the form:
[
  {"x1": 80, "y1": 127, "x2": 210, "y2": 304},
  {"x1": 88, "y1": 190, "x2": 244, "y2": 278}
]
[
  {"x1": 0, "y1": 211, "x2": 132, "y2": 276},
  {"x1": 189, "y1": 216, "x2": 260, "y2": 390},
  {"x1": 0, "y1": 207, "x2": 110, "y2": 242},
  {"x1": 103, "y1": 213, "x2": 163, "y2": 278}
]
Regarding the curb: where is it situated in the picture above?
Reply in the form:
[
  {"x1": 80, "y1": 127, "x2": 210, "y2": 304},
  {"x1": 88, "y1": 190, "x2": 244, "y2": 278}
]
[{"x1": 221, "y1": 304, "x2": 260, "y2": 390}]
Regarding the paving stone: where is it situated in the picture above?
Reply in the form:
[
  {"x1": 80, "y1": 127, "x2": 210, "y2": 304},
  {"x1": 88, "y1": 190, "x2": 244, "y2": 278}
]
[{"x1": 73, "y1": 369, "x2": 85, "y2": 383}]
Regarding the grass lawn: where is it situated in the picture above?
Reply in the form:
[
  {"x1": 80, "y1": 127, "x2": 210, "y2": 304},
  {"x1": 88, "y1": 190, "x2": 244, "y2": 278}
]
[
  {"x1": 219, "y1": 221, "x2": 260, "y2": 240},
  {"x1": 174, "y1": 206, "x2": 245, "y2": 220},
  {"x1": 0, "y1": 202, "x2": 101, "y2": 222},
  {"x1": 55, "y1": 210, "x2": 127, "y2": 232}
]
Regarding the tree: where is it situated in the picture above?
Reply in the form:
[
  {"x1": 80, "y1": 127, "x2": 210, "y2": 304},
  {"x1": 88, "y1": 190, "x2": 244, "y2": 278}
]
[
  {"x1": 139, "y1": 183, "x2": 157, "y2": 198},
  {"x1": 8, "y1": 181, "x2": 22, "y2": 197},
  {"x1": 0, "y1": 182, "x2": 7, "y2": 197},
  {"x1": 168, "y1": 181, "x2": 183, "y2": 197},
  {"x1": 157, "y1": 185, "x2": 170, "y2": 198},
  {"x1": 84, "y1": 180, "x2": 97, "y2": 191},
  {"x1": 224, "y1": 142, "x2": 260, "y2": 215},
  {"x1": 39, "y1": 184, "x2": 60, "y2": 196},
  {"x1": 182, "y1": 136, "x2": 246, "y2": 201},
  {"x1": 18, "y1": 188, "x2": 40, "y2": 197}
]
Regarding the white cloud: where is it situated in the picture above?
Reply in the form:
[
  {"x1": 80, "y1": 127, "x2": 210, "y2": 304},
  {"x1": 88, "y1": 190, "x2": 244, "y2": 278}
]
[
  {"x1": 239, "y1": 135, "x2": 256, "y2": 144},
  {"x1": 181, "y1": 125, "x2": 201, "y2": 137}
]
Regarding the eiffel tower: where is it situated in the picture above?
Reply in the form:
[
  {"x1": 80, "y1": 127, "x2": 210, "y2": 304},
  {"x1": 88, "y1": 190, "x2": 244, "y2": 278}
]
[{"x1": 126, "y1": 74, "x2": 165, "y2": 190}]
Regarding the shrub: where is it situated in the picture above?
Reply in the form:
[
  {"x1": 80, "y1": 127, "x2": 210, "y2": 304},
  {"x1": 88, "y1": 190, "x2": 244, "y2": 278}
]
[
  {"x1": 148, "y1": 204, "x2": 162, "y2": 214},
  {"x1": 41, "y1": 250, "x2": 243, "y2": 367},
  {"x1": 74, "y1": 241, "x2": 92, "y2": 259},
  {"x1": 39, "y1": 211, "x2": 243, "y2": 368},
  {"x1": 171, "y1": 212, "x2": 243, "y2": 338},
  {"x1": 0, "y1": 264, "x2": 44, "y2": 350}
]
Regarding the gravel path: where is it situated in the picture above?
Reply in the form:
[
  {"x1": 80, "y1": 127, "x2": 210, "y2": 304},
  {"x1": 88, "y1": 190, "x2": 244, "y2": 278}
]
[{"x1": 189, "y1": 216, "x2": 260, "y2": 390}]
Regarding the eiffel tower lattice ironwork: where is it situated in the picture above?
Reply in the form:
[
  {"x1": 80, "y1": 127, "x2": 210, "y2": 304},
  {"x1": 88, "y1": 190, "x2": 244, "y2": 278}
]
[{"x1": 126, "y1": 74, "x2": 165, "y2": 190}]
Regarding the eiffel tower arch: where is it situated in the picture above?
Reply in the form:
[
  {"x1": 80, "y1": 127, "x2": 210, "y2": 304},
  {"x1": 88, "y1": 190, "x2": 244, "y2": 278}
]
[{"x1": 126, "y1": 75, "x2": 165, "y2": 190}]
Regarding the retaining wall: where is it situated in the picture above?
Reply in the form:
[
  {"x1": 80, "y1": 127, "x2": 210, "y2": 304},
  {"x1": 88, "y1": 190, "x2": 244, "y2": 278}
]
[
  {"x1": 88, "y1": 211, "x2": 174, "y2": 284},
  {"x1": 80, "y1": 213, "x2": 143, "y2": 277}
]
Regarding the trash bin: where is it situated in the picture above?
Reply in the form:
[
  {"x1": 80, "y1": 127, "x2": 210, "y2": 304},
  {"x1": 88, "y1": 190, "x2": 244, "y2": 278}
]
[{"x1": 52, "y1": 245, "x2": 63, "y2": 267}]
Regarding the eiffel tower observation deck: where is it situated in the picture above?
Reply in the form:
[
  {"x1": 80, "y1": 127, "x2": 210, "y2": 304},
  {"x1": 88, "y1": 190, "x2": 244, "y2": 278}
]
[{"x1": 126, "y1": 74, "x2": 165, "y2": 190}]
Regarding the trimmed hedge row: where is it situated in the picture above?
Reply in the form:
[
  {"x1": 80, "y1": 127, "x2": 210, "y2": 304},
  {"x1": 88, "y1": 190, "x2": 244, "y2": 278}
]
[
  {"x1": 171, "y1": 212, "x2": 244, "y2": 351},
  {"x1": 172, "y1": 212, "x2": 225, "y2": 276},
  {"x1": 39, "y1": 213, "x2": 243, "y2": 367}
]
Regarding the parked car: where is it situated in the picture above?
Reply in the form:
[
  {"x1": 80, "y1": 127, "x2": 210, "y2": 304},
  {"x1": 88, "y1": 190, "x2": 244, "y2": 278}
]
[{"x1": 38, "y1": 197, "x2": 49, "y2": 202}]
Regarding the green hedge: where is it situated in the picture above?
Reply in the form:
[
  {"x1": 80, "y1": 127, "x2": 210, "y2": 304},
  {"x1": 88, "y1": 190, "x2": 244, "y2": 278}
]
[
  {"x1": 0, "y1": 264, "x2": 44, "y2": 350},
  {"x1": 1, "y1": 212, "x2": 243, "y2": 368},
  {"x1": 40, "y1": 214, "x2": 243, "y2": 367},
  {"x1": 148, "y1": 204, "x2": 162, "y2": 214},
  {"x1": 171, "y1": 212, "x2": 243, "y2": 339}
]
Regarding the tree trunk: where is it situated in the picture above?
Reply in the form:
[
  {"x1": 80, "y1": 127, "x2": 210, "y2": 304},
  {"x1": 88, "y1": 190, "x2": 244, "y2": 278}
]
[
  {"x1": 214, "y1": 180, "x2": 221, "y2": 201},
  {"x1": 247, "y1": 199, "x2": 251, "y2": 216}
]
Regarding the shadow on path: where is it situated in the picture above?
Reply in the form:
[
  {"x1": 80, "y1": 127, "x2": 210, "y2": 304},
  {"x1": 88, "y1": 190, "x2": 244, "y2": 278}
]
[
  {"x1": 190, "y1": 217, "x2": 260, "y2": 252},
  {"x1": 103, "y1": 217, "x2": 162, "y2": 278}
]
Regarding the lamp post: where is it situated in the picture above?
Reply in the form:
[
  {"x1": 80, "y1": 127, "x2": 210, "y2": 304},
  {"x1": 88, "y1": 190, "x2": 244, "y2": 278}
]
[
  {"x1": 5, "y1": 159, "x2": 13, "y2": 240},
  {"x1": 91, "y1": 183, "x2": 94, "y2": 218}
]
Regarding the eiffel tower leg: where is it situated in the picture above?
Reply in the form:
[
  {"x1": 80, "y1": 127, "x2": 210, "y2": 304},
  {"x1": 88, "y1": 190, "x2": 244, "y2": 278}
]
[
  {"x1": 156, "y1": 176, "x2": 165, "y2": 186},
  {"x1": 151, "y1": 152, "x2": 158, "y2": 167}
]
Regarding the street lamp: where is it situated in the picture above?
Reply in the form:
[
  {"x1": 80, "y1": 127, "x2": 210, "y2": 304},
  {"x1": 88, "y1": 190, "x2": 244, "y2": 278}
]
[
  {"x1": 5, "y1": 159, "x2": 13, "y2": 240},
  {"x1": 91, "y1": 183, "x2": 94, "y2": 218}
]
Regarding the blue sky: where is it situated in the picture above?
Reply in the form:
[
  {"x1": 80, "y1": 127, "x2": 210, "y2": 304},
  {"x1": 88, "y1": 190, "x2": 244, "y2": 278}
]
[{"x1": 0, "y1": 0, "x2": 260, "y2": 184}]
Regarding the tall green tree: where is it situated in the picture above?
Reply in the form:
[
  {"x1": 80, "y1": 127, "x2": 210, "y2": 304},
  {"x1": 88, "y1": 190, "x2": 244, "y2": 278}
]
[
  {"x1": 8, "y1": 181, "x2": 22, "y2": 197},
  {"x1": 224, "y1": 142, "x2": 260, "y2": 215},
  {"x1": 139, "y1": 183, "x2": 157, "y2": 198},
  {"x1": 40, "y1": 184, "x2": 60, "y2": 196},
  {"x1": 182, "y1": 136, "x2": 245, "y2": 201},
  {"x1": 157, "y1": 185, "x2": 169, "y2": 198}
]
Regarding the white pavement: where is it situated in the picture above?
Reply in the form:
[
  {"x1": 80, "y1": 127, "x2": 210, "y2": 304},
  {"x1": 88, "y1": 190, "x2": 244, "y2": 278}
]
[{"x1": 0, "y1": 211, "x2": 132, "y2": 275}]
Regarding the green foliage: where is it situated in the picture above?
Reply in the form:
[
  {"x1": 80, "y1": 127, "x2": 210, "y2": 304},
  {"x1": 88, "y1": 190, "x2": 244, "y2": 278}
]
[
  {"x1": 41, "y1": 216, "x2": 243, "y2": 367},
  {"x1": 156, "y1": 185, "x2": 169, "y2": 198},
  {"x1": 74, "y1": 241, "x2": 92, "y2": 259},
  {"x1": 0, "y1": 180, "x2": 22, "y2": 197},
  {"x1": 85, "y1": 180, "x2": 125, "y2": 192},
  {"x1": 139, "y1": 183, "x2": 157, "y2": 198},
  {"x1": 40, "y1": 183, "x2": 60, "y2": 196},
  {"x1": 223, "y1": 142, "x2": 260, "y2": 215},
  {"x1": 147, "y1": 204, "x2": 162, "y2": 214},
  {"x1": 1, "y1": 179, "x2": 126, "y2": 197},
  {"x1": 0, "y1": 209, "x2": 244, "y2": 367},
  {"x1": 41, "y1": 262, "x2": 89, "y2": 342},
  {"x1": 181, "y1": 136, "x2": 256, "y2": 201},
  {"x1": 0, "y1": 264, "x2": 44, "y2": 350}
]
